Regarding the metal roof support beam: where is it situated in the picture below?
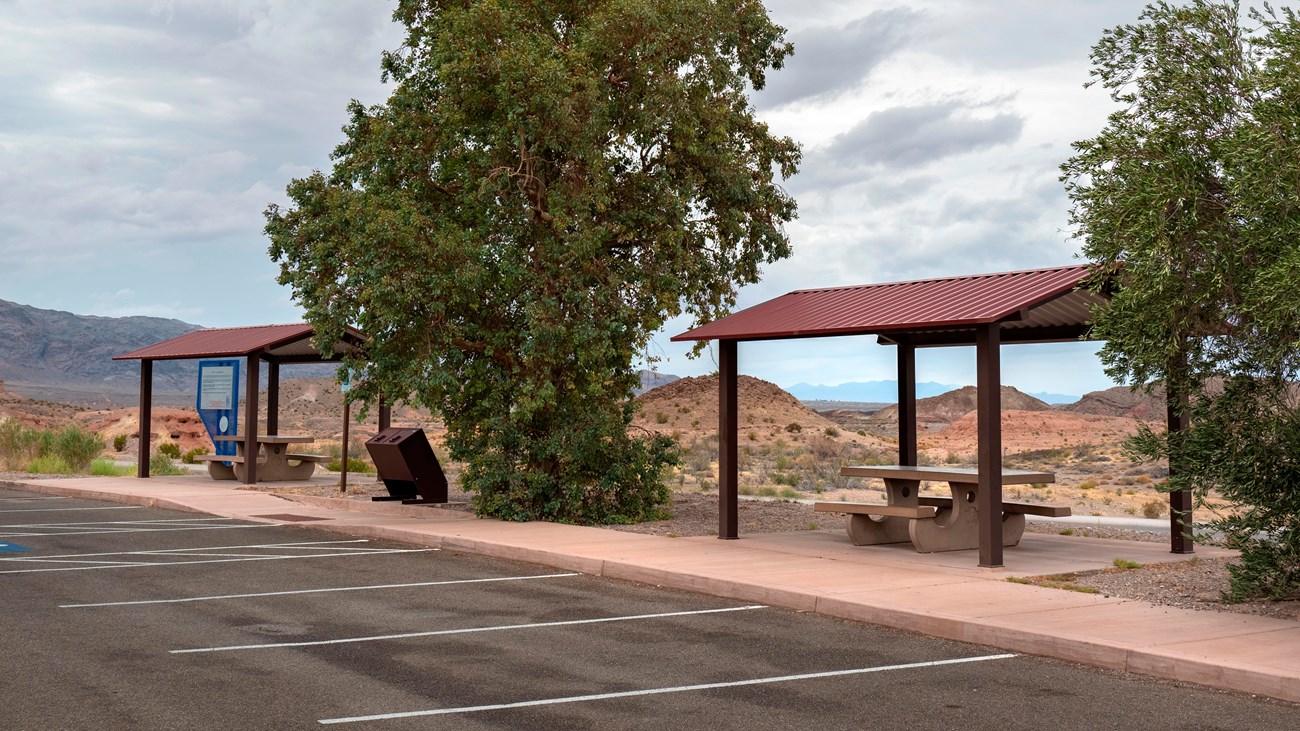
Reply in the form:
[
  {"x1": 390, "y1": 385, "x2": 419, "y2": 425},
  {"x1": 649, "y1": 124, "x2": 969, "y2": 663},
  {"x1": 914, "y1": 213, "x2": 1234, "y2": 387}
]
[
  {"x1": 266, "y1": 361, "x2": 280, "y2": 436},
  {"x1": 976, "y1": 323, "x2": 1004, "y2": 567},
  {"x1": 718, "y1": 339, "x2": 739, "y2": 540},
  {"x1": 137, "y1": 359, "x2": 152, "y2": 478},
  {"x1": 242, "y1": 353, "x2": 260, "y2": 484},
  {"x1": 1168, "y1": 392, "x2": 1194, "y2": 554},
  {"x1": 897, "y1": 341, "x2": 917, "y2": 466}
]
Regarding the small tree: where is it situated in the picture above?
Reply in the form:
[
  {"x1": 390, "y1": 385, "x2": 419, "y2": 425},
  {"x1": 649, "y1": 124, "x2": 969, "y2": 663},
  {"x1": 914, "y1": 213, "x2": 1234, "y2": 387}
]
[
  {"x1": 266, "y1": 0, "x2": 799, "y2": 523},
  {"x1": 1064, "y1": 1, "x2": 1300, "y2": 599}
]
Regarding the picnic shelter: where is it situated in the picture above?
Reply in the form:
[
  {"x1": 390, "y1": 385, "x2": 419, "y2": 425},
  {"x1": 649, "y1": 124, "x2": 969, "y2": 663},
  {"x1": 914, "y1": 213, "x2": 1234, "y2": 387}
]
[
  {"x1": 113, "y1": 323, "x2": 388, "y2": 484},
  {"x1": 672, "y1": 265, "x2": 1194, "y2": 567}
]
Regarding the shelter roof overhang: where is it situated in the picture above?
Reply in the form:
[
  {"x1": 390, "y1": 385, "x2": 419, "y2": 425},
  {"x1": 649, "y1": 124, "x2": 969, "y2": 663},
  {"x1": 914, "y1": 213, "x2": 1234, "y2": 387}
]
[
  {"x1": 671, "y1": 265, "x2": 1104, "y2": 347},
  {"x1": 112, "y1": 323, "x2": 368, "y2": 363}
]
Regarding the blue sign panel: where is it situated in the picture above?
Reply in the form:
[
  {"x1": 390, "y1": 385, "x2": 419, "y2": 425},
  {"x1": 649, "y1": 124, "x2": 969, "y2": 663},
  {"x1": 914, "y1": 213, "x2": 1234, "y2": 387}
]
[
  {"x1": 197, "y1": 359, "x2": 240, "y2": 459},
  {"x1": 0, "y1": 543, "x2": 33, "y2": 553}
]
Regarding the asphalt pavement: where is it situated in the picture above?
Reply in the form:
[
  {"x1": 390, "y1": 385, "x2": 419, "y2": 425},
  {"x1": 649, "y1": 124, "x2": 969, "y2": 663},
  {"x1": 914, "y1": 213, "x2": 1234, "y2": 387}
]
[{"x1": 1, "y1": 484, "x2": 1296, "y2": 730}]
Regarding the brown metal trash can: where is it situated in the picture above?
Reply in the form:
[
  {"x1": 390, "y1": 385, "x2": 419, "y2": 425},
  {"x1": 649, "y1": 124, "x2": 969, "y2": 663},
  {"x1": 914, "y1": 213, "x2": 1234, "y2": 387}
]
[{"x1": 364, "y1": 428, "x2": 448, "y2": 504}]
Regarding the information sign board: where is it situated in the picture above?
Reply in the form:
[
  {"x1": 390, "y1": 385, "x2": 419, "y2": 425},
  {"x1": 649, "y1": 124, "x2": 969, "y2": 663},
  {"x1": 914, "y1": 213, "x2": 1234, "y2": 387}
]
[{"x1": 196, "y1": 359, "x2": 240, "y2": 458}]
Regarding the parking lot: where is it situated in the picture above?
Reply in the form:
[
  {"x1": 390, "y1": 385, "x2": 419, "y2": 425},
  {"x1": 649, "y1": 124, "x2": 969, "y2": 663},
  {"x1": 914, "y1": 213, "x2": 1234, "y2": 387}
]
[{"x1": 1, "y1": 483, "x2": 1295, "y2": 730}]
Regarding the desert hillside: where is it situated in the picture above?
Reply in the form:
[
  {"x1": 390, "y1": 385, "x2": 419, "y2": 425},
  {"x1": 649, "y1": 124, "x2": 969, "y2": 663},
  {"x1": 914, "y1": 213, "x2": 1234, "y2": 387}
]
[
  {"x1": 869, "y1": 385, "x2": 1051, "y2": 432},
  {"x1": 634, "y1": 374, "x2": 894, "y2": 451}
]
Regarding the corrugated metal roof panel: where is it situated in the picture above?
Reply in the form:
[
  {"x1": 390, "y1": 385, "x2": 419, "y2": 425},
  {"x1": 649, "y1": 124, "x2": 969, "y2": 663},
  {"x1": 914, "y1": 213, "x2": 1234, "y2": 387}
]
[
  {"x1": 114, "y1": 323, "x2": 319, "y2": 361},
  {"x1": 672, "y1": 265, "x2": 1094, "y2": 342}
]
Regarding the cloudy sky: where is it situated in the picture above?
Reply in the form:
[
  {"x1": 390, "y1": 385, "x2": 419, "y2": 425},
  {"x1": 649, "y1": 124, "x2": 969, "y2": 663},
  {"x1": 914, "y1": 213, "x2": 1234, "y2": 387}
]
[{"x1": 0, "y1": 1, "x2": 1194, "y2": 397}]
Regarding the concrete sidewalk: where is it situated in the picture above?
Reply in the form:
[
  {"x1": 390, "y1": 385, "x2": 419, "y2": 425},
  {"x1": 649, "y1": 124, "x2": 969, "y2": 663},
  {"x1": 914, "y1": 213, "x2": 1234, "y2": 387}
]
[{"x1": 5, "y1": 474, "x2": 1298, "y2": 705}]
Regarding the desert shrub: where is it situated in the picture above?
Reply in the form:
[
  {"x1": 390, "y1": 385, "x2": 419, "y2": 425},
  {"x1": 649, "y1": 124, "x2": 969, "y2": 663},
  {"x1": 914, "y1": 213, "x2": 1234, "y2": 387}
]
[
  {"x1": 112, "y1": 433, "x2": 129, "y2": 452},
  {"x1": 785, "y1": 422, "x2": 802, "y2": 433},
  {"x1": 823, "y1": 426, "x2": 840, "y2": 437},
  {"x1": 157, "y1": 442, "x2": 181, "y2": 460},
  {"x1": 149, "y1": 453, "x2": 187, "y2": 476},
  {"x1": 771, "y1": 472, "x2": 800, "y2": 487},
  {"x1": 28, "y1": 455, "x2": 74, "y2": 474},
  {"x1": 181, "y1": 447, "x2": 207, "y2": 464},
  {"x1": 0, "y1": 419, "x2": 37, "y2": 470},
  {"x1": 1078, "y1": 480, "x2": 1097, "y2": 490},
  {"x1": 654, "y1": 412, "x2": 669, "y2": 424},
  {"x1": 326, "y1": 457, "x2": 374, "y2": 474},
  {"x1": 53, "y1": 424, "x2": 102, "y2": 472},
  {"x1": 90, "y1": 458, "x2": 133, "y2": 477},
  {"x1": 1141, "y1": 500, "x2": 1164, "y2": 519}
]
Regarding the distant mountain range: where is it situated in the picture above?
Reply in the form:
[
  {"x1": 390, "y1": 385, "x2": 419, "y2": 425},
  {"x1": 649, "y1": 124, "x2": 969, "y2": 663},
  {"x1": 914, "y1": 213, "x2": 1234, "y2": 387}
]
[
  {"x1": 0, "y1": 298, "x2": 203, "y2": 397},
  {"x1": 0, "y1": 297, "x2": 1087, "y2": 409},
  {"x1": 0, "y1": 298, "x2": 333, "y2": 406},
  {"x1": 786, "y1": 380, "x2": 1079, "y2": 405}
]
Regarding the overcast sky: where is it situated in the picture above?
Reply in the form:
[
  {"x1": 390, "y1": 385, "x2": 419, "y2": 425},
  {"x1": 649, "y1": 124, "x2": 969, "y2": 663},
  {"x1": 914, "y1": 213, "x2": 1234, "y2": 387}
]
[{"x1": 0, "y1": 1, "x2": 1204, "y2": 397}]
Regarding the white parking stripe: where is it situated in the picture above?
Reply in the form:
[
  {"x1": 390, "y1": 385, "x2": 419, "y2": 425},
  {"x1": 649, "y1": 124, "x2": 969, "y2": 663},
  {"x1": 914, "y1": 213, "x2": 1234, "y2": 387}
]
[
  {"x1": 2, "y1": 539, "x2": 372, "y2": 560},
  {"x1": 172, "y1": 605, "x2": 767, "y2": 655},
  {"x1": 0, "y1": 539, "x2": 436, "y2": 574},
  {"x1": 0, "y1": 524, "x2": 275, "y2": 538},
  {"x1": 318, "y1": 654, "x2": 1020, "y2": 725},
  {"x1": 62, "y1": 573, "x2": 582, "y2": 608},
  {"x1": 0, "y1": 506, "x2": 143, "y2": 514},
  {"x1": 0, "y1": 517, "x2": 238, "y2": 528},
  {"x1": 0, "y1": 548, "x2": 436, "y2": 574}
]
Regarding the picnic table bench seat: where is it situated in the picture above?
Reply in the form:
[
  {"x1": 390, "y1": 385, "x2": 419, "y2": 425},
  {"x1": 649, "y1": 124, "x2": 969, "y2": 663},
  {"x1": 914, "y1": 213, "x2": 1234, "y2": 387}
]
[{"x1": 819, "y1": 464, "x2": 1071, "y2": 552}]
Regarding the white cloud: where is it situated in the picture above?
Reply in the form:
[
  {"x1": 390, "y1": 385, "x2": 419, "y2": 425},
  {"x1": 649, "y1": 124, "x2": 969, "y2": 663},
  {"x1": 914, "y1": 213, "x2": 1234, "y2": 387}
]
[{"x1": 1, "y1": 0, "x2": 1223, "y2": 397}]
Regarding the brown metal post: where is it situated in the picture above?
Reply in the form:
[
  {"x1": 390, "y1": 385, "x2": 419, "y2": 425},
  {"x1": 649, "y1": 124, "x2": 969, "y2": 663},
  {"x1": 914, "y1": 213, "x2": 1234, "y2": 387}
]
[
  {"x1": 137, "y1": 359, "x2": 152, "y2": 478},
  {"x1": 718, "y1": 339, "x2": 738, "y2": 539},
  {"x1": 976, "y1": 323, "x2": 1004, "y2": 567},
  {"x1": 897, "y1": 340, "x2": 917, "y2": 466},
  {"x1": 242, "y1": 354, "x2": 260, "y2": 484},
  {"x1": 378, "y1": 396, "x2": 392, "y2": 432},
  {"x1": 341, "y1": 395, "x2": 350, "y2": 493},
  {"x1": 1168, "y1": 393, "x2": 1194, "y2": 554},
  {"x1": 266, "y1": 361, "x2": 280, "y2": 435}
]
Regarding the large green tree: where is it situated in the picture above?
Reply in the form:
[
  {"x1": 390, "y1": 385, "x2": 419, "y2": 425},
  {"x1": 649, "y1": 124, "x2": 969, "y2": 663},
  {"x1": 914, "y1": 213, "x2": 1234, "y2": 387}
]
[
  {"x1": 265, "y1": 0, "x2": 799, "y2": 524},
  {"x1": 1063, "y1": 0, "x2": 1300, "y2": 598}
]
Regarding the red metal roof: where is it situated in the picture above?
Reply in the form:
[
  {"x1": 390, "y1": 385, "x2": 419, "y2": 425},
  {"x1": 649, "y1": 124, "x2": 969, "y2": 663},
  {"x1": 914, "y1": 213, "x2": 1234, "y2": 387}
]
[
  {"x1": 672, "y1": 265, "x2": 1094, "y2": 342},
  {"x1": 114, "y1": 323, "x2": 322, "y2": 361}
]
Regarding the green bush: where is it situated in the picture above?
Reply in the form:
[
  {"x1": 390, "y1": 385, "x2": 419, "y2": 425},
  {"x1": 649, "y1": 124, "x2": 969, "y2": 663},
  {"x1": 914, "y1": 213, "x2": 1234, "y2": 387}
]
[
  {"x1": 181, "y1": 447, "x2": 207, "y2": 464},
  {"x1": 27, "y1": 454, "x2": 73, "y2": 475},
  {"x1": 53, "y1": 424, "x2": 102, "y2": 472},
  {"x1": 2, "y1": 422, "x2": 101, "y2": 473},
  {"x1": 112, "y1": 433, "x2": 129, "y2": 452},
  {"x1": 326, "y1": 457, "x2": 374, "y2": 473},
  {"x1": 149, "y1": 453, "x2": 187, "y2": 476},
  {"x1": 90, "y1": 458, "x2": 133, "y2": 477},
  {"x1": 157, "y1": 442, "x2": 181, "y2": 460},
  {"x1": 0, "y1": 419, "x2": 36, "y2": 470}
]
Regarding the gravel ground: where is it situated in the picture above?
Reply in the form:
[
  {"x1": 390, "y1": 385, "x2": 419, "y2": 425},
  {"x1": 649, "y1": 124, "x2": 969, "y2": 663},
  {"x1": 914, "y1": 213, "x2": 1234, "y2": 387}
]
[{"x1": 10, "y1": 473, "x2": 1296, "y2": 622}]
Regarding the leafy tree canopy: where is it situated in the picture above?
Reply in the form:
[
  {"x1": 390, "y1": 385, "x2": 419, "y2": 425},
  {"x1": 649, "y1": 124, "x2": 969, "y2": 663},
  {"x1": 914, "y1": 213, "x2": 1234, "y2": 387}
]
[
  {"x1": 1064, "y1": 0, "x2": 1300, "y2": 598},
  {"x1": 265, "y1": 0, "x2": 799, "y2": 524}
]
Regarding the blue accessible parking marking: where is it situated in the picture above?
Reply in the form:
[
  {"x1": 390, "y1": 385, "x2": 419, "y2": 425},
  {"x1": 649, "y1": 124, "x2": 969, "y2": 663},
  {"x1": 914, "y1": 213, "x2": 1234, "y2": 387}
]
[{"x1": 0, "y1": 543, "x2": 34, "y2": 553}]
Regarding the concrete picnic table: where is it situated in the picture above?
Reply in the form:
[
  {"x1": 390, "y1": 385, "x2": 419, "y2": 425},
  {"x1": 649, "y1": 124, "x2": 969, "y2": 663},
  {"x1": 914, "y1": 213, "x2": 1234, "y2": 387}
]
[
  {"x1": 814, "y1": 465, "x2": 1068, "y2": 553},
  {"x1": 198, "y1": 435, "x2": 329, "y2": 482}
]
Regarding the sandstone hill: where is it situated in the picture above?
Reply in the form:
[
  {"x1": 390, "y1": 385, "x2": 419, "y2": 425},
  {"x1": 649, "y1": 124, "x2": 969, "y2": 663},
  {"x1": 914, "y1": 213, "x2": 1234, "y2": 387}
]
[
  {"x1": 868, "y1": 385, "x2": 1051, "y2": 431},
  {"x1": 0, "y1": 380, "x2": 82, "y2": 429},
  {"x1": 922, "y1": 409, "x2": 1144, "y2": 460},
  {"x1": 633, "y1": 374, "x2": 894, "y2": 451},
  {"x1": 1063, "y1": 384, "x2": 1167, "y2": 419}
]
